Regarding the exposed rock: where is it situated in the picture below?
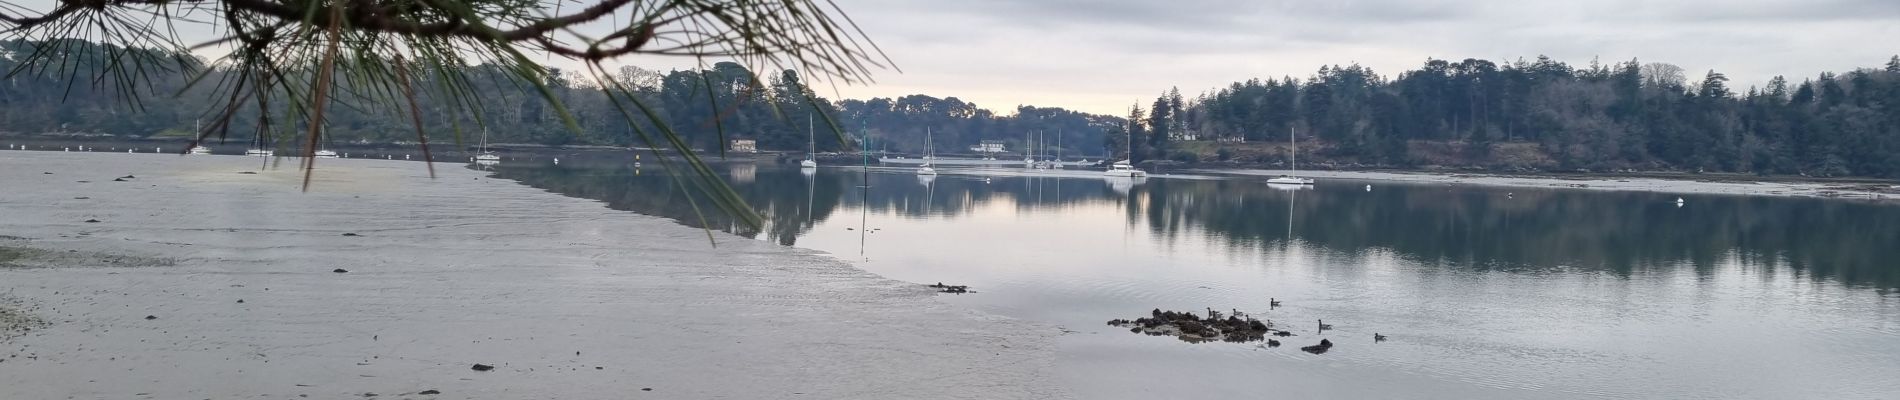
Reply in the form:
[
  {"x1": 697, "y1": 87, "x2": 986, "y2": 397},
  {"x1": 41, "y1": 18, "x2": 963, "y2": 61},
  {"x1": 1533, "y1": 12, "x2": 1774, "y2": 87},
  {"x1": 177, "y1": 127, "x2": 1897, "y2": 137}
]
[
  {"x1": 1108, "y1": 308, "x2": 1274, "y2": 344},
  {"x1": 471, "y1": 363, "x2": 495, "y2": 371},
  {"x1": 332, "y1": 269, "x2": 349, "y2": 273},
  {"x1": 418, "y1": 390, "x2": 441, "y2": 395},
  {"x1": 1300, "y1": 339, "x2": 1334, "y2": 354},
  {"x1": 927, "y1": 282, "x2": 970, "y2": 294}
]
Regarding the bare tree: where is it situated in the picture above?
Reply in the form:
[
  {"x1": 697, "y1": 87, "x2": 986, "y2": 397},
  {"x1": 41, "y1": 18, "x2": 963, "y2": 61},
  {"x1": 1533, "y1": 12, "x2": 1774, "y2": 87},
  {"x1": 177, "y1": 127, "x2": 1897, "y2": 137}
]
[{"x1": 1640, "y1": 63, "x2": 1686, "y2": 91}]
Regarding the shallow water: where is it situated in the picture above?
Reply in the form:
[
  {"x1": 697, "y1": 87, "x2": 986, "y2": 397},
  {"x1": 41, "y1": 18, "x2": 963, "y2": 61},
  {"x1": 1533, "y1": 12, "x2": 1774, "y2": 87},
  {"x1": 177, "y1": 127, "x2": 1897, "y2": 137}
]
[{"x1": 496, "y1": 160, "x2": 1900, "y2": 399}]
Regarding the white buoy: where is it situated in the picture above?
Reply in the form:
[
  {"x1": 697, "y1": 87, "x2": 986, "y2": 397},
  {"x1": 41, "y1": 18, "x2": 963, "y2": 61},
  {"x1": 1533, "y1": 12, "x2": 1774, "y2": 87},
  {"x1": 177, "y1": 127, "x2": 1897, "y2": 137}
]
[
  {"x1": 553, "y1": 157, "x2": 560, "y2": 164},
  {"x1": 1366, "y1": 184, "x2": 1372, "y2": 191},
  {"x1": 404, "y1": 154, "x2": 411, "y2": 160},
  {"x1": 1676, "y1": 197, "x2": 1685, "y2": 205}
]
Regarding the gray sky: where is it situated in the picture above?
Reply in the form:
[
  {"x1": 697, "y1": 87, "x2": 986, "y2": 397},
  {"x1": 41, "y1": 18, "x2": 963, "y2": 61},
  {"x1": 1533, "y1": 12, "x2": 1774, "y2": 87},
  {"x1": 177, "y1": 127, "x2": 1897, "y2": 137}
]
[{"x1": 625, "y1": 0, "x2": 1900, "y2": 115}]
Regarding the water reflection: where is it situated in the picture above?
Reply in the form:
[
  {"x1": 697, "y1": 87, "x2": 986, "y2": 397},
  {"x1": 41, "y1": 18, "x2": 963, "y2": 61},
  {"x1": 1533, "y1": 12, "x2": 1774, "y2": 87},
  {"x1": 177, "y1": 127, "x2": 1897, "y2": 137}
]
[{"x1": 495, "y1": 163, "x2": 1900, "y2": 289}]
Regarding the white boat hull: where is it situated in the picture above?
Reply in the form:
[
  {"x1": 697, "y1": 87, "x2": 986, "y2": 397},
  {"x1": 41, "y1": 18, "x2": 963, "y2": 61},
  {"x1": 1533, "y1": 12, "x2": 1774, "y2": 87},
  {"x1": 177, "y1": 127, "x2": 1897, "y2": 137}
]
[
  {"x1": 799, "y1": 159, "x2": 818, "y2": 168},
  {"x1": 1267, "y1": 177, "x2": 1314, "y2": 185}
]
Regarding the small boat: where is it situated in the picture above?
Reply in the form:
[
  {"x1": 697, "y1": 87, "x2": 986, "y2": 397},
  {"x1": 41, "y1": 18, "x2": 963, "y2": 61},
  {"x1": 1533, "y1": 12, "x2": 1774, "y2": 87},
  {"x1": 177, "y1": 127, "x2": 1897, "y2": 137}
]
[
  {"x1": 244, "y1": 148, "x2": 274, "y2": 157},
  {"x1": 474, "y1": 127, "x2": 500, "y2": 161},
  {"x1": 316, "y1": 127, "x2": 340, "y2": 158},
  {"x1": 1103, "y1": 160, "x2": 1147, "y2": 178},
  {"x1": 801, "y1": 115, "x2": 818, "y2": 169},
  {"x1": 1102, "y1": 128, "x2": 1146, "y2": 178},
  {"x1": 1266, "y1": 127, "x2": 1314, "y2": 185},
  {"x1": 917, "y1": 127, "x2": 938, "y2": 176},
  {"x1": 188, "y1": 146, "x2": 212, "y2": 155}
]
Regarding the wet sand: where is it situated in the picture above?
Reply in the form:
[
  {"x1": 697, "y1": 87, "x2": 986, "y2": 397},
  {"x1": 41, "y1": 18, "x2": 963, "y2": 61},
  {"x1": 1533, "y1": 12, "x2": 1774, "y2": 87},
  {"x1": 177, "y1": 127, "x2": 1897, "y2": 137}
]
[
  {"x1": 1201, "y1": 168, "x2": 1899, "y2": 199},
  {"x1": 0, "y1": 152, "x2": 1066, "y2": 399}
]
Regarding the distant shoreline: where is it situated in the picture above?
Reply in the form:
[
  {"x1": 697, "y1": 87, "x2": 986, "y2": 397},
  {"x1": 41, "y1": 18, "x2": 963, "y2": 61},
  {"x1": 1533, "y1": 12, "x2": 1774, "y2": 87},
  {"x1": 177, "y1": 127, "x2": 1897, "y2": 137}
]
[
  {"x1": 8, "y1": 133, "x2": 1895, "y2": 200},
  {"x1": 1194, "y1": 167, "x2": 1900, "y2": 201}
]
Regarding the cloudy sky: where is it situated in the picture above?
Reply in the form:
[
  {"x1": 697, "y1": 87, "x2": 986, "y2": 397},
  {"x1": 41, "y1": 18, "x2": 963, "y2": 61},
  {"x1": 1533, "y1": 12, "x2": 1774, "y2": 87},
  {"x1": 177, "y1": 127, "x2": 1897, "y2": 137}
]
[
  {"x1": 11, "y1": 0, "x2": 1896, "y2": 115},
  {"x1": 623, "y1": 0, "x2": 1900, "y2": 115}
]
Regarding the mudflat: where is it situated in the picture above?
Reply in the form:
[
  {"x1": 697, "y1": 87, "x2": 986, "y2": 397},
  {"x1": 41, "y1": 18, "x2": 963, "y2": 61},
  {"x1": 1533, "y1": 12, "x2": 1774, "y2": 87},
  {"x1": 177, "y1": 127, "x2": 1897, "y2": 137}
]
[{"x1": 0, "y1": 152, "x2": 1065, "y2": 399}]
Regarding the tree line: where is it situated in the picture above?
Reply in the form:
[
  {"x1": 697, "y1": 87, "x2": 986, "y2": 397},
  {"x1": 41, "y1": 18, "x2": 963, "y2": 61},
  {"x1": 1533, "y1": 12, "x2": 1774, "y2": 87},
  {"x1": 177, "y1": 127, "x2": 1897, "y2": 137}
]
[
  {"x1": 1121, "y1": 56, "x2": 1900, "y2": 178},
  {"x1": 0, "y1": 39, "x2": 1122, "y2": 157}
]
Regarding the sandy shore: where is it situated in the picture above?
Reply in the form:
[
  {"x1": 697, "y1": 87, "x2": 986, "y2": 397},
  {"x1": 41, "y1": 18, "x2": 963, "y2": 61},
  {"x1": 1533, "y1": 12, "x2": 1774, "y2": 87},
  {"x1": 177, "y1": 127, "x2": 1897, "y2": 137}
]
[
  {"x1": 0, "y1": 152, "x2": 1067, "y2": 399},
  {"x1": 1198, "y1": 168, "x2": 1899, "y2": 200}
]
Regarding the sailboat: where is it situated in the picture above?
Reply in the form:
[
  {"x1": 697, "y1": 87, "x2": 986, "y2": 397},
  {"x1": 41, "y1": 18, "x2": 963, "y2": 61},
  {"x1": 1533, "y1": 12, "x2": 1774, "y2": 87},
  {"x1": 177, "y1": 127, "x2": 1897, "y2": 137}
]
[
  {"x1": 1267, "y1": 127, "x2": 1315, "y2": 185},
  {"x1": 1103, "y1": 125, "x2": 1147, "y2": 178},
  {"x1": 917, "y1": 127, "x2": 938, "y2": 176},
  {"x1": 186, "y1": 119, "x2": 213, "y2": 155},
  {"x1": 1053, "y1": 129, "x2": 1066, "y2": 169},
  {"x1": 314, "y1": 126, "x2": 339, "y2": 158},
  {"x1": 801, "y1": 115, "x2": 818, "y2": 169},
  {"x1": 245, "y1": 131, "x2": 273, "y2": 157},
  {"x1": 1024, "y1": 129, "x2": 1039, "y2": 168},
  {"x1": 474, "y1": 127, "x2": 501, "y2": 162}
]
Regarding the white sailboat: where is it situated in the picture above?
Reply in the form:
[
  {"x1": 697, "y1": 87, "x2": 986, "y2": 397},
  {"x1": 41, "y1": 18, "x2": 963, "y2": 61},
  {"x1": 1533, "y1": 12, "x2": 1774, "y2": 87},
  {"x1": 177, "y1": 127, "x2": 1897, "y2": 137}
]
[
  {"x1": 917, "y1": 127, "x2": 938, "y2": 176},
  {"x1": 474, "y1": 127, "x2": 501, "y2": 162},
  {"x1": 314, "y1": 126, "x2": 339, "y2": 158},
  {"x1": 244, "y1": 131, "x2": 273, "y2": 157},
  {"x1": 800, "y1": 115, "x2": 818, "y2": 169},
  {"x1": 1023, "y1": 129, "x2": 1035, "y2": 168},
  {"x1": 186, "y1": 120, "x2": 213, "y2": 155},
  {"x1": 1267, "y1": 127, "x2": 1315, "y2": 185},
  {"x1": 1103, "y1": 125, "x2": 1147, "y2": 178},
  {"x1": 1053, "y1": 129, "x2": 1066, "y2": 169}
]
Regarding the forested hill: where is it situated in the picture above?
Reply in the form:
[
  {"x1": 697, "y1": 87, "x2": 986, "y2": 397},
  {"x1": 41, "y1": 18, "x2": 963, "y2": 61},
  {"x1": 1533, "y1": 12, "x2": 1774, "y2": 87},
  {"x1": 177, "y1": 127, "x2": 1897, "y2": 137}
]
[
  {"x1": 1123, "y1": 56, "x2": 1900, "y2": 178},
  {"x1": 6, "y1": 38, "x2": 1900, "y2": 178},
  {"x1": 0, "y1": 39, "x2": 1123, "y2": 157}
]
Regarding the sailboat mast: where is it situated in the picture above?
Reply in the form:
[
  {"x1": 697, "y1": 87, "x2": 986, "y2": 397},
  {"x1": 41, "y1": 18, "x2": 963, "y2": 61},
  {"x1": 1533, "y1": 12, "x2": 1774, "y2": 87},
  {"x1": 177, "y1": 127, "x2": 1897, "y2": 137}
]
[
  {"x1": 1289, "y1": 126, "x2": 1296, "y2": 175},
  {"x1": 808, "y1": 114, "x2": 815, "y2": 158}
]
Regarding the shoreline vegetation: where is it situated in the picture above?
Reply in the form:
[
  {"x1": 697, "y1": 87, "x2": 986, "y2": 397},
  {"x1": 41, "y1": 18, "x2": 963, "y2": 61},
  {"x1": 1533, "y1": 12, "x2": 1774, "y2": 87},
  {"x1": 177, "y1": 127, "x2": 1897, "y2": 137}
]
[
  {"x1": 7, "y1": 39, "x2": 1900, "y2": 181},
  {"x1": 0, "y1": 152, "x2": 1069, "y2": 399}
]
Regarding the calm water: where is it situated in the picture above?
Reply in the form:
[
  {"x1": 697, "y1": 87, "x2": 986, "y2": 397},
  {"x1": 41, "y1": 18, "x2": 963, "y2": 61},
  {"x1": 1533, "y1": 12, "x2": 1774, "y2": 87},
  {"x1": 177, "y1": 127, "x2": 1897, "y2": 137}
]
[{"x1": 496, "y1": 160, "x2": 1900, "y2": 399}]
